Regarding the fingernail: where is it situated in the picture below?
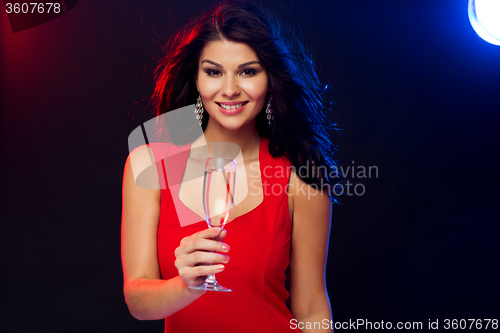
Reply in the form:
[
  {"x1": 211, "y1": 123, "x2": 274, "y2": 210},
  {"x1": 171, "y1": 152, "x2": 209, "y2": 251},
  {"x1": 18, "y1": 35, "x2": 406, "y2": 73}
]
[
  {"x1": 222, "y1": 256, "x2": 230, "y2": 263},
  {"x1": 217, "y1": 264, "x2": 225, "y2": 271},
  {"x1": 221, "y1": 244, "x2": 230, "y2": 251},
  {"x1": 213, "y1": 228, "x2": 220, "y2": 234}
]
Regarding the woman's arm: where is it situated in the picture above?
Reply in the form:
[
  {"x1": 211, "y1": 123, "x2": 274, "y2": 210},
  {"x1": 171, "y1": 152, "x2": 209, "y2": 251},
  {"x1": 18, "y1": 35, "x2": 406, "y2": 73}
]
[
  {"x1": 121, "y1": 146, "x2": 229, "y2": 320},
  {"x1": 288, "y1": 170, "x2": 333, "y2": 332}
]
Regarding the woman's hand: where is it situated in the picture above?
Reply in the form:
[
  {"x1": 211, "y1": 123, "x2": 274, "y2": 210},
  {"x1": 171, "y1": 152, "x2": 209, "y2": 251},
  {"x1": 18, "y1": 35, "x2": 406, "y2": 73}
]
[{"x1": 174, "y1": 227, "x2": 230, "y2": 288}]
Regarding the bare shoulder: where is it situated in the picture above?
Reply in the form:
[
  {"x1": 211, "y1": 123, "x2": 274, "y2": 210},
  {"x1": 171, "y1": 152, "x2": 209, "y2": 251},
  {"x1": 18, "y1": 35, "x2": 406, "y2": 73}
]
[
  {"x1": 122, "y1": 144, "x2": 161, "y2": 224},
  {"x1": 122, "y1": 144, "x2": 161, "y2": 234},
  {"x1": 124, "y1": 144, "x2": 161, "y2": 190},
  {"x1": 288, "y1": 169, "x2": 332, "y2": 225}
]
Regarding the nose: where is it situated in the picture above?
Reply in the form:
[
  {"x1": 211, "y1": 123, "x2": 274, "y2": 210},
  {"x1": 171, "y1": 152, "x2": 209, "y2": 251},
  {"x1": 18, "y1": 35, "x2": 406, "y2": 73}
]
[{"x1": 222, "y1": 76, "x2": 240, "y2": 98}]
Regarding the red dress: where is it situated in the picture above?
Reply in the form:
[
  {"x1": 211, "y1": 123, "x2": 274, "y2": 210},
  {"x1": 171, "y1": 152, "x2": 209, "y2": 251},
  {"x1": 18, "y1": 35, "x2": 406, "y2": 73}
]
[{"x1": 151, "y1": 137, "x2": 296, "y2": 333}]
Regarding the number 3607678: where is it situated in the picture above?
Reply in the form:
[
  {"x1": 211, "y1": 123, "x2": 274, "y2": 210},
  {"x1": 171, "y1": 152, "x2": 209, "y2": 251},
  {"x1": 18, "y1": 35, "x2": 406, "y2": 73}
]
[{"x1": 5, "y1": 3, "x2": 62, "y2": 14}]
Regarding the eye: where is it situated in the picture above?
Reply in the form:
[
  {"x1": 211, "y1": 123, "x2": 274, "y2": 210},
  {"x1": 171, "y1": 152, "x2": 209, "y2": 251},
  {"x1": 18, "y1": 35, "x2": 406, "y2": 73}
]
[
  {"x1": 205, "y1": 69, "x2": 222, "y2": 76},
  {"x1": 240, "y1": 69, "x2": 257, "y2": 76}
]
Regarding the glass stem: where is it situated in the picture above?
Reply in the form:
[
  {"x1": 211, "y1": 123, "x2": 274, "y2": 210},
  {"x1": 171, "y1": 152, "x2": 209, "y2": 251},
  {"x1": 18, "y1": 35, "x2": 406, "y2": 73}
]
[{"x1": 205, "y1": 228, "x2": 221, "y2": 285}]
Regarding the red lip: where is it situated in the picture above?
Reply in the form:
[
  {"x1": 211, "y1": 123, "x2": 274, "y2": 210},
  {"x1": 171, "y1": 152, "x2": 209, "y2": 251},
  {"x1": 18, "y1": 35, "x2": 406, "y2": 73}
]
[
  {"x1": 216, "y1": 101, "x2": 248, "y2": 115},
  {"x1": 216, "y1": 101, "x2": 248, "y2": 105}
]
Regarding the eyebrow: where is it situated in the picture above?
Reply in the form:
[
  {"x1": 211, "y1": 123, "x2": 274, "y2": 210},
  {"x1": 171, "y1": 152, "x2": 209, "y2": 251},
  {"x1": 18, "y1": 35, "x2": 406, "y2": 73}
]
[{"x1": 201, "y1": 60, "x2": 262, "y2": 68}]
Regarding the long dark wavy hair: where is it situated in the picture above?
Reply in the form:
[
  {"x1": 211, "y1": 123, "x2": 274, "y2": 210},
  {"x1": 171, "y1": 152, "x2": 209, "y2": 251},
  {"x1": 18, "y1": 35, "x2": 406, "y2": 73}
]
[{"x1": 151, "y1": 0, "x2": 343, "y2": 202}]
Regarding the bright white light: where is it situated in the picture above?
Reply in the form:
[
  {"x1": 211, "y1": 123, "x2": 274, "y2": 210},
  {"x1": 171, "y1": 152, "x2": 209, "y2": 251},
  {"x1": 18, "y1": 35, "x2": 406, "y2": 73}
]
[{"x1": 468, "y1": 0, "x2": 500, "y2": 45}]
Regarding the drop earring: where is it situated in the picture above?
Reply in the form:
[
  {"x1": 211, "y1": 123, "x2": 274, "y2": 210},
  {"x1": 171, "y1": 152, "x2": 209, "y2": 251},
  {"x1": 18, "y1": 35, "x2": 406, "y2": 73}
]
[
  {"x1": 195, "y1": 95, "x2": 204, "y2": 125},
  {"x1": 266, "y1": 96, "x2": 273, "y2": 125}
]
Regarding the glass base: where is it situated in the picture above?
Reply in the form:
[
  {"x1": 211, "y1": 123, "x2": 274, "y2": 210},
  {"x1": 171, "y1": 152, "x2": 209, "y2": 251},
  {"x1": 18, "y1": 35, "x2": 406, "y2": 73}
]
[{"x1": 189, "y1": 276, "x2": 232, "y2": 292}]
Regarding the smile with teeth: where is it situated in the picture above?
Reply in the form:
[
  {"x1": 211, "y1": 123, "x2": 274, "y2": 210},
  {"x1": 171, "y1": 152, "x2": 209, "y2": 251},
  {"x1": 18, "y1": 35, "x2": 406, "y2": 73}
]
[{"x1": 217, "y1": 102, "x2": 248, "y2": 110}]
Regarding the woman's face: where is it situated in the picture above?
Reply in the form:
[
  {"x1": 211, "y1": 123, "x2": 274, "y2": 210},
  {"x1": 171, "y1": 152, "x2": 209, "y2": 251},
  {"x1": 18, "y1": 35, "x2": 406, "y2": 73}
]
[{"x1": 196, "y1": 40, "x2": 269, "y2": 131}]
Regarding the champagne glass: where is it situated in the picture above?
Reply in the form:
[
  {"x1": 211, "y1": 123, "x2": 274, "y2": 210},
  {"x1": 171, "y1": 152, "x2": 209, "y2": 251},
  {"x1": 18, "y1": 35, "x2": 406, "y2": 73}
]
[{"x1": 189, "y1": 157, "x2": 236, "y2": 292}]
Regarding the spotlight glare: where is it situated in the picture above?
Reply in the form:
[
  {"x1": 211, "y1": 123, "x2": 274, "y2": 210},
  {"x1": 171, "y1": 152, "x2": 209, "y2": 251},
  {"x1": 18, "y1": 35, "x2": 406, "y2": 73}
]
[{"x1": 468, "y1": 0, "x2": 500, "y2": 45}]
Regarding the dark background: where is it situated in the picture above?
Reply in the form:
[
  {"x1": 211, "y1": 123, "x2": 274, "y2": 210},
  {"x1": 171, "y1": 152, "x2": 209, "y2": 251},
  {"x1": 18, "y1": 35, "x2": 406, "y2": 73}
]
[{"x1": 1, "y1": 0, "x2": 499, "y2": 332}]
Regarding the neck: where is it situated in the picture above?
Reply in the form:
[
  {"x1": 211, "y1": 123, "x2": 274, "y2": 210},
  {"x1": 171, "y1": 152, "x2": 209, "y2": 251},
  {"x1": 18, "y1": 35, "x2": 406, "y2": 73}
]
[{"x1": 203, "y1": 117, "x2": 261, "y2": 160}]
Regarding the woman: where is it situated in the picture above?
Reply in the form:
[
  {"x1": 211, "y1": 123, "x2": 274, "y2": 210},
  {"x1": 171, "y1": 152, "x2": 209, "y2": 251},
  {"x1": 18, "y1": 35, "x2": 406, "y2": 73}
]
[{"x1": 122, "y1": 1, "x2": 340, "y2": 332}]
